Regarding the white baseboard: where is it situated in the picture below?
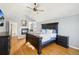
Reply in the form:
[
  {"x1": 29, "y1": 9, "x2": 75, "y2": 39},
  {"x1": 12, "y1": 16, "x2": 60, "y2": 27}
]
[
  {"x1": 69, "y1": 45, "x2": 79, "y2": 50},
  {"x1": 18, "y1": 36, "x2": 26, "y2": 39}
]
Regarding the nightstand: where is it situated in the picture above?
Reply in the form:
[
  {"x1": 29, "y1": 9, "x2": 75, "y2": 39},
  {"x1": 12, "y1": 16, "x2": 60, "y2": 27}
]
[{"x1": 56, "y1": 35, "x2": 69, "y2": 48}]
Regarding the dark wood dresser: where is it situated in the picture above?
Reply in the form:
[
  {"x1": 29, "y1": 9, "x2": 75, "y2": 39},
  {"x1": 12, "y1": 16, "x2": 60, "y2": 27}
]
[
  {"x1": 56, "y1": 35, "x2": 69, "y2": 48},
  {"x1": 0, "y1": 32, "x2": 10, "y2": 55}
]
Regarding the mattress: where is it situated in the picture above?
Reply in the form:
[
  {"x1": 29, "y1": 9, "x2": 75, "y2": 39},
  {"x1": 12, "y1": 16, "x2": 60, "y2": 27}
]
[{"x1": 40, "y1": 33, "x2": 57, "y2": 43}]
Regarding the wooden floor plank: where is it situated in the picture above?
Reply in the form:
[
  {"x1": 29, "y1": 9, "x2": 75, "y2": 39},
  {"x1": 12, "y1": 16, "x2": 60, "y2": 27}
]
[
  {"x1": 10, "y1": 37, "x2": 79, "y2": 55},
  {"x1": 12, "y1": 43, "x2": 79, "y2": 55}
]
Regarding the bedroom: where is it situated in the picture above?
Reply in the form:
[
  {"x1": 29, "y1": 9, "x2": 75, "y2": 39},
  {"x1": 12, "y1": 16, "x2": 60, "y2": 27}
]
[{"x1": 0, "y1": 3, "x2": 79, "y2": 55}]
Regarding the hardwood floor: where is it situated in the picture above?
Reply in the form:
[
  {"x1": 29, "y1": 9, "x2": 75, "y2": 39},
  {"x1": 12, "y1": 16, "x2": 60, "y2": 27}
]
[
  {"x1": 10, "y1": 36, "x2": 26, "y2": 54},
  {"x1": 10, "y1": 37, "x2": 79, "y2": 55}
]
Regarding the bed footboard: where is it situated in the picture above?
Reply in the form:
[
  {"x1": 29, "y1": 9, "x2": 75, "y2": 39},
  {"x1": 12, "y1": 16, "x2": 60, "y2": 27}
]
[{"x1": 26, "y1": 33, "x2": 42, "y2": 55}]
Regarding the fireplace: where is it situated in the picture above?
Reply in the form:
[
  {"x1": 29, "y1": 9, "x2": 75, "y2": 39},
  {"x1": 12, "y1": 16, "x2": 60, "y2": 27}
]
[{"x1": 21, "y1": 28, "x2": 28, "y2": 35}]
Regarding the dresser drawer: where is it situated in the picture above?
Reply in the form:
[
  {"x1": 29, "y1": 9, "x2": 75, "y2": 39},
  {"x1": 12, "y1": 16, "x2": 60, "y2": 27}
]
[
  {"x1": 0, "y1": 36, "x2": 10, "y2": 55},
  {"x1": 56, "y1": 35, "x2": 69, "y2": 48}
]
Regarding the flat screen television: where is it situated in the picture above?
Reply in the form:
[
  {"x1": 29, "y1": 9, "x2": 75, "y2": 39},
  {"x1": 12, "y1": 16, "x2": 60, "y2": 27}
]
[{"x1": 0, "y1": 9, "x2": 4, "y2": 26}]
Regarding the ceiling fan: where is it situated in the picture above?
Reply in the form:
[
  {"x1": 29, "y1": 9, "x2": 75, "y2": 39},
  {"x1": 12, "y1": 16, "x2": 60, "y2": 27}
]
[{"x1": 26, "y1": 3, "x2": 44, "y2": 12}]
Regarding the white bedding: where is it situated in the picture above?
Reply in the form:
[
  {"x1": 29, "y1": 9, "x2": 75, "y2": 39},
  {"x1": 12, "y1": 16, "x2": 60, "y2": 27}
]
[
  {"x1": 40, "y1": 33, "x2": 57, "y2": 43},
  {"x1": 28, "y1": 29, "x2": 57, "y2": 44}
]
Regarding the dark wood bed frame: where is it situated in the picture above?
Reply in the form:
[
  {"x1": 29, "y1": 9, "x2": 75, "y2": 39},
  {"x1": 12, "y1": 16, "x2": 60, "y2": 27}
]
[{"x1": 26, "y1": 22, "x2": 58, "y2": 55}]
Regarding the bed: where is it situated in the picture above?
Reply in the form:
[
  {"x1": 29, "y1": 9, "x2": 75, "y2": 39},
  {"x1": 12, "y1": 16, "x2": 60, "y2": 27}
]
[{"x1": 26, "y1": 22, "x2": 58, "y2": 54}]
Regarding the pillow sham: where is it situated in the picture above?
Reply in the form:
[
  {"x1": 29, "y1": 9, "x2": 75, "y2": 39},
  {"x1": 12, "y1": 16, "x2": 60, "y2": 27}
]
[
  {"x1": 41, "y1": 29, "x2": 47, "y2": 34},
  {"x1": 46, "y1": 29, "x2": 56, "y2": 34}
]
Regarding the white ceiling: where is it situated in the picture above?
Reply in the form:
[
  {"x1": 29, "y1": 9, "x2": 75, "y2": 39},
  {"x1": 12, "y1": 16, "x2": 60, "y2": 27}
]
[
  {"x1": 0, "y1": 3, "x2": 79, "y2": 22},
  {"x1": 34, "y1": 3, "x2": 79, "y2": 22}
]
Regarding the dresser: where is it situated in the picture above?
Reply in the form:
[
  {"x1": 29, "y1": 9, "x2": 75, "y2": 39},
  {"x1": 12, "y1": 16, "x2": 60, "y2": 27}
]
[
  {"x1": 56, "y1": 35, "x2": 69, "y2": 48},
  {"x1": 0, "y1": 32, "x2": 10, "y2": 55}
]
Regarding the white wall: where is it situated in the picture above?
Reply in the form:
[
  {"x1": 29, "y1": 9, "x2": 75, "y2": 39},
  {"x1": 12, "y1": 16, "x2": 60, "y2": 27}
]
[
  {"x1": 0, "y1": 3, "x2": 42, "y2": 37},
  {"x1": 0, "y1": 3, "x2": 79, "y2": 33},
  {"x1": 0, "y1": 3, "x2": 33, "y2": 37},
  {"x1": 41, "y1": 14, "x2": 79, "y2": 49},
  {"x1": 0, "y1": 3, "x2": 79, "y2": 48},
  {"x1": 31, "y1": 3, "x2": 79, "y2": 22}
]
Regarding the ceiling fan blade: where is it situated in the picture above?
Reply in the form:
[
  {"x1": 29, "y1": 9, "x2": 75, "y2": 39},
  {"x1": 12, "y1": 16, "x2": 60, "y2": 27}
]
[
  {"x1": 33, "y1": 3, "x2": 39, "y2": 9},
  {"x1": 37, "y1": 9, "x2": 44, "y2": 12},
  {"x1": 34, "y1": 3, "x2": 37, "y2": 5},
  {"x1": 37, "y1": 3, "x2": 40, "y2": 7},
  {"x1": 26, "y1": 6, "x2": 33, "y2": 9},
  {"x1": 35, "y1": 3, "x2": 40, "y2": 8}
]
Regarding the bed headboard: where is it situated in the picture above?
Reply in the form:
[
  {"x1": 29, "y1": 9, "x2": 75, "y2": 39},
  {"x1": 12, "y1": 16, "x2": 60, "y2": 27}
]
[{"x1": 42, "y1": 22, "x2": 58, "y2": 34}]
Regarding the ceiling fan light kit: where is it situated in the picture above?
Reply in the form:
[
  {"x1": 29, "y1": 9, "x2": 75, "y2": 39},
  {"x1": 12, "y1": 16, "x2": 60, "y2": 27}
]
[
  {"x1": 27, "y1": 3, "x2": 44, "y2": 13},
  {"x1": 33, "y1": 7, "x2": 37, "y2": 11}
]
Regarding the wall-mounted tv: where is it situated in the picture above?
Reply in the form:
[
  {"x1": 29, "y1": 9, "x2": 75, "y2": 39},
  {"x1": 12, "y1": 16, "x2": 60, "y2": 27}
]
[{"x1": 0, "y1": 9, "x2": 4, "y2": 26}]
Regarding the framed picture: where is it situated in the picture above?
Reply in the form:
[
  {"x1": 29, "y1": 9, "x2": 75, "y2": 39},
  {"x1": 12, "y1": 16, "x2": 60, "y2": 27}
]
[{"x1": 21, "y1": 20, "x2": 27, "y2": 26}]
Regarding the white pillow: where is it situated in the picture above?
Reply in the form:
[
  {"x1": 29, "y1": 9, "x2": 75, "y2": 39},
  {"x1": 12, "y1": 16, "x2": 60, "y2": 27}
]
[
  {"x1": 52, "y1": 29, "x2": 56, "y2": 33},
  {"x1": 46, "y1": 29, "x2": 52, "y2": 34},
  {"x1": 42, "y1": 29, "x2": 47, "y2": 34},
  {"x1": 46, "y1": 29, "x2": 56, "y2": 34}
]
